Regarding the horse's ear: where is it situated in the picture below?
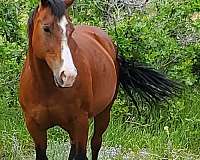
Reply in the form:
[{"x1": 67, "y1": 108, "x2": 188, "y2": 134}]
[
  {"x1": 41, "y1": 0, "x2": 48, "y2": 6},
  {"x1": 64, "y1": 0, "x2": 74, "y2": 7}
]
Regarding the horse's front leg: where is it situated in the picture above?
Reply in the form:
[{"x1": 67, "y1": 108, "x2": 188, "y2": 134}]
[
  {"x1": 68, "y1": 113, "x2": 89, "y2": 160},
  {"x1": 25, "y1": 115, "x2": 48, "y2": 160}
]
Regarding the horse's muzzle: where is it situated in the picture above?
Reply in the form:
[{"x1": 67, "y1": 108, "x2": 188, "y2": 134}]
[{"x1": 54, "y1": 69, "x2": 77, "y2": 88}]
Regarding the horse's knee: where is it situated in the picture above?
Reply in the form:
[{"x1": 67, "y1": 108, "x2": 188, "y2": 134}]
[
  {"x1": 25, "y1": 117, "x2": 48, "y2": 160},
  {"x1": 36, "y1": 146, "x2": 48, "y2": 160},
  {"x1": 74, "y1": 152, "x2": 88, "y2": 160},
  {"x1": 91, "y1": 135, "x2": 102, "y2": 150}
]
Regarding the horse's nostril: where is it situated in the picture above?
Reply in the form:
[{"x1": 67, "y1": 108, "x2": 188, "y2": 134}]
[{"x1": 60, "y1": 71, "x2": 66, "y2": 81}]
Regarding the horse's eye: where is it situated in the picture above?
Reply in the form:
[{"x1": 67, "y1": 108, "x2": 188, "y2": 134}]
[{"x1": 43, "y1": 25, "x2": 51, "y2": 33}]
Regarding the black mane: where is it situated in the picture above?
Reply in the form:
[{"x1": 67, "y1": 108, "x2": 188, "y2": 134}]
[
  {"x1": 28, "y1": 7, "x2": 38, "y2": 52},
  {"x1": 28, "y1": 0, "x2": 66, "y2": 51}
]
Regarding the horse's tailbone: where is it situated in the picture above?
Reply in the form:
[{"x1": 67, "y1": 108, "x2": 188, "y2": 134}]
[{"x1": 118, "y1": 55, "x2": 180, "y2": 115}]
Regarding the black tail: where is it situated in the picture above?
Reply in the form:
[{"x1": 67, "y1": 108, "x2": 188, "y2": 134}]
[{"x1": 118, "y1": 55, "x2": 180, "y2": 115}]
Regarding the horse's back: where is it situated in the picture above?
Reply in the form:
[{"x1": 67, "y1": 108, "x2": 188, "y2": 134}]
[
  {"x1": 73, "y1": 25, "x2": 118, "y2": 115},
  {"x1": 74, "y1": 25, "x2": 117, "y2": 61}
]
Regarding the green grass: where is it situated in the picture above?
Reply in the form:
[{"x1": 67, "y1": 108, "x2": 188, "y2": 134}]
[
  {"x1": 0, "y1": 87, "x2": 200, "y2": 159},
  {"x1": 107, "y1": 88, "x2": 200, "y2": 159}
]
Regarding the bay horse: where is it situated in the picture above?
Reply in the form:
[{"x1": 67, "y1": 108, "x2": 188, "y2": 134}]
[{"x1": 19, "y1": 0, "x2": 178, "y2": 159}]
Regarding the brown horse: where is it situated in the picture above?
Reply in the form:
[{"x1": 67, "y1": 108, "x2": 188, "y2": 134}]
[{"x1": 19, "y1": 0, "x2": 178, "y2": 160}]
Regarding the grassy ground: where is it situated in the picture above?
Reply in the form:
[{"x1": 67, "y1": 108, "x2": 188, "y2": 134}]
[{"x1": 0, "y1": 87, "x2": 200, "y2": 160}]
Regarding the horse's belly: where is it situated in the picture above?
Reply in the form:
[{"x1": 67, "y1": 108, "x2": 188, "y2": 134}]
[
  {"x1": 92, "y1": 66, "x2": 117, "y2": 115},
  {"x1": 89, "y1": 46, "x2": 117, "y2": 115}
]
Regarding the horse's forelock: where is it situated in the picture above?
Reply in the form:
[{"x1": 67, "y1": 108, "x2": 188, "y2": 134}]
[{"x1": 42, "y1": 0, "x2": 66, "y2": 19}]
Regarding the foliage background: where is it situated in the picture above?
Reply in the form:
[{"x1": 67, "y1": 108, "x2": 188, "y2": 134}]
[{"x1": 0, "y1": 0, "x2": 200, "y2": 159}]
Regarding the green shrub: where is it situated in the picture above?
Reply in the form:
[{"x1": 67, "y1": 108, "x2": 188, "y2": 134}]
[
  {"x1": 0, "y1": 42, "x2": 23, "y2": 108},
  {"x1": 109, "y1": 0, "x2": 200, "y2": 86}
]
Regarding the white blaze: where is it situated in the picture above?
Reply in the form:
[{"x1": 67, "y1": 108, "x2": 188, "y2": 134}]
[{"x1": 57, "y1": 16, "x2": 77, "y2": 87}]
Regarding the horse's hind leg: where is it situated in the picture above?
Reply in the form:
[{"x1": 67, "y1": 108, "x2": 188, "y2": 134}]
[
  {"x1": 25, "y1": 116, "x2": 48, "y2": 160},
  {"x1": 91, "y1": 106, "x2": 111, "y2": 160}
]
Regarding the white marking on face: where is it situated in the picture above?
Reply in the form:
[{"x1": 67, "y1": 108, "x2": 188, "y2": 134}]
[{"x1": 57, "y1": 16, "x2": 77, "y2": 87}]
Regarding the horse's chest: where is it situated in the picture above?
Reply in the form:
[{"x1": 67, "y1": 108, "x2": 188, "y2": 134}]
[{"x1": 28, "y1": 102, "x2": 80, "y2": 129}]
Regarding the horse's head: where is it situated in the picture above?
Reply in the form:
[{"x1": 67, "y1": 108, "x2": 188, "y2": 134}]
[{"x1": 29, "y1": 0, "x2": 77, "y2": 88}]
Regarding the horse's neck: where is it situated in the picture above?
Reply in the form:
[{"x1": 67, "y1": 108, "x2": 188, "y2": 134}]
[{"x1": 29, "y1": 51, "x2": 55, "y2": 91}]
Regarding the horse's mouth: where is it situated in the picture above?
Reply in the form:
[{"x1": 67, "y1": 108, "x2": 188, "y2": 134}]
[
  {"x1": 54, "y1": 76, "x2": 60, "y2": 87},
  {"x1": 53, "y1": 76, "x2": 74, "y2": 88}
]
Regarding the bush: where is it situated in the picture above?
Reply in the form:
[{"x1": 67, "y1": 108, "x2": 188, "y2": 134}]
[
  {"x1": 0, "y1": 42, "x2": 23, "y2": 108},
  {"x1": 109, "y1": 0, "x2": 200, "y2": 86}
]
